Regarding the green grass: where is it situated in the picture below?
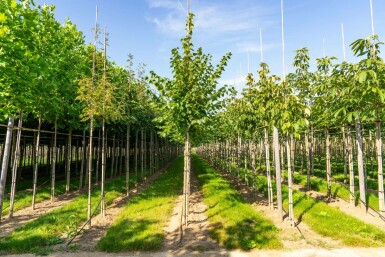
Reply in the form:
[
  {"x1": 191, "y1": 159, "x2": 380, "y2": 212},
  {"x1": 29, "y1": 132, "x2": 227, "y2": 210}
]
[
  {"x1": 226, "y1": 163, "x2": 385, "y2": 247},
  {"x1": 98, "y1": 157, "x2": 184, "y2": 252},
  {"x1": 193, "y1": 155, "x2": 282, "y2": 250},
  {"x1": 0, "y1": 175, "x2": 133, "y2": 254},
  {"x1": 293, "y1": 173, "x2": 380, "y2": 211},
  {"x1": 1, "y1": 178, "x2": 79, "y2": 216}
]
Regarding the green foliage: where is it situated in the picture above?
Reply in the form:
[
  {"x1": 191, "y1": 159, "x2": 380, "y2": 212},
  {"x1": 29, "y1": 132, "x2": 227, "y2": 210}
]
[{"x1": 149, "y1": 13, "x2": 231, "y2": 144}]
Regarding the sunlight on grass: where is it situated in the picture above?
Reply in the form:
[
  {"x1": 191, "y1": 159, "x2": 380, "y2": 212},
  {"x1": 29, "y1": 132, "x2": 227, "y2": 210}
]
[
  {"x1": 98, "y1": 157, "x2": 184, "y2": 252},
  {"x1": 0, "y1": 176, "x2": 129, "y2": 254},
  {"x1": 234, "y1": 165, "x2": 385, "y2": 247},
  {"x1": 193, "y1": 155, "x2": 282, "y2": 250}
]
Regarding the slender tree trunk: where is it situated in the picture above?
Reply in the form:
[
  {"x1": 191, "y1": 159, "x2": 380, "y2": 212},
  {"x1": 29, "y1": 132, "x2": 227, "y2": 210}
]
[
  {"x1": 326, "y1": 129, "x2": 332, "y2": 200},
  {"x1": 286, "y1": 135, "x2": 295, "y2": 226},
  {"x1": 111, "y1": 134, "x2": 115, "y2": 178},
  {"x1": 101, "y1": 118, "x2": 106, "y2": 217},
  {"x1": 273, "y1": 127, "x2": 283, "y2": 220},
  {"x1": 126, "y1": 124, "x2": 130, "y2": 196},
  {"x1": 264, "y1": 128, "x2": 273, "y2": 209},
  {"x1": 95, "y1": 129, "x2": 101, "y2": 185},
  {"x1": 79, "y1": 129, "x2": 86, "y2": 191},
  {"x1": 347, "y1": 126, "x2": 355, "y2": 207},
  {"x1": 0, "y1": 117, "x2": 14, "y2": 221},
  {"x1": 10, "y1": 113, "x2": 23, "y2": 218},
  {"x1": 135, "y1": 130, "x2": 138, "y2": 187},
  {"x1": 141, "y1": 128, "x2": 144, "y2": 180},
  {"x1": 32, "y1": 116, "x2": 42, "y2": 210},
  {"x1": 183, "y1": 131, "x2": 191, "y2": 227},
  {"x1": 51, "y1": 119, "x2": 57, "y2": 201},
  {"x1": 355, "y1": 118, "x2": 366, "y2": 209},
  {"x1": 342, "y1": 126, "x2": 348, "y2": 184},
  {"x1": 305, "y1": 132, "x2": 311, "y2": 190},
  {"x1": 375, "y1": 121, "x2": 384, "y2": 212},
  {"x1": 87, "y1": 118, "x2": 94, "y2": 228},
  {"x1": 66, "y1": 128, "x2": 72, "y2": 194}
]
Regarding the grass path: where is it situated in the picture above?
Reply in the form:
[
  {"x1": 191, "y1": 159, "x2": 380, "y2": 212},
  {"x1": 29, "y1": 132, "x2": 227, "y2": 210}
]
[
  {"x1": 98, "y1": 157, "x2": 184, "y2": 252},
  {"x1": 0, "y1": 175, "x2": 133, "y2": 254},
  {"x1": 193, "y1": 155, "x2": 282, "y2": 250}
]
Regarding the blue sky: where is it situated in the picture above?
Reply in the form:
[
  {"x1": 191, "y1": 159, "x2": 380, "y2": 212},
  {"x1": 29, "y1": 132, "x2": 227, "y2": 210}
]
[{"x1": 35, "y1": 0, "x2": 385, "y2": 93}]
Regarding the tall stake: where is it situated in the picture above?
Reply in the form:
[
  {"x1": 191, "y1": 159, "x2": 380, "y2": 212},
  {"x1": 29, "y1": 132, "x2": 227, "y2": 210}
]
[
  {"x1": 341, "y1": 24, "x2": 346, "y2": 61},
  {"x1": 101, "y1": 26, "x2": 107, "y2": 218},
  {"x1": 0, "y1": 117, "x2": 14, "y2": 222},
  {"x1": 369, "y1": 0, "x2": 375, "y2": 36},
  {"x1": 10, "y1": 113, "x2": 22, "y2": 218},
  {"x1": 87, "y1": 5, "x2": 98, "y2": 228},
  {"x1": 260, "y1": 28, "x2": 263, "y2": 62},
  {"x1": 51, "y1": 119, "x2": 57, "y2": 201},
  {"x1": 273, "y1": 127, "x2": 283, "y2": 220}
]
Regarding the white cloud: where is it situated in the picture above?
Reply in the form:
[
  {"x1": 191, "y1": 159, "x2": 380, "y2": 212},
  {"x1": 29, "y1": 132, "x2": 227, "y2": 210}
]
[{"x1": 146, "y1": 0, "x2": 274, "y2": 38}]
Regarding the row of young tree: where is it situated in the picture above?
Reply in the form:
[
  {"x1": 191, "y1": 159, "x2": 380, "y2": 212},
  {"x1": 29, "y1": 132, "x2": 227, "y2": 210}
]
[
  {"x1": 0, "y1": 0, "x2": 178, "y2": 226},
  {"x1": 199, "y1": 34, "x2": 385, "y2": 225}
]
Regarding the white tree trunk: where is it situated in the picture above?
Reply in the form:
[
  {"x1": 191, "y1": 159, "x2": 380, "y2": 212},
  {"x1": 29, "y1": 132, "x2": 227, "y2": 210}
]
[
  {"x1": 355, "y1": 118, "x2": 366, "y2": 209},
  {"x1": 273, "y1": 127, "x2": 283, "y2": 220}
]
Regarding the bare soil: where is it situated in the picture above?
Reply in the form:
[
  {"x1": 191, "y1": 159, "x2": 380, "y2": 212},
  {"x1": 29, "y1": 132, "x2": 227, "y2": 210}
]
[
  {"x1": 219, "y1": 171, "x2": 343, "y2": 251},
  {"x1": 0, "y1": 191, "x2": 79, "y2": 238},
  {"x1": 57, "y1": 171, "x2": 165, "y2": 252},
  {"x1": 162, "y1": 171, "x2": 223, "y2": 253}
]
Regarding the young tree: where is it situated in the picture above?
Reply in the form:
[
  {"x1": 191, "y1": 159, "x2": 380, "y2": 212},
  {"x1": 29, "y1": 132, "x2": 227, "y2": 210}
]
[{"x1": 149, "y1": 13, "x2": 231, "y2": 228}]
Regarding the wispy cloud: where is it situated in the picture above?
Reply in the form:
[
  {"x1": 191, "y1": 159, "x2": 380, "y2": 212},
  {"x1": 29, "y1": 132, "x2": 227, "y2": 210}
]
[{"x1": 146, "y1": 0, "x2": 275, "y2": 38}]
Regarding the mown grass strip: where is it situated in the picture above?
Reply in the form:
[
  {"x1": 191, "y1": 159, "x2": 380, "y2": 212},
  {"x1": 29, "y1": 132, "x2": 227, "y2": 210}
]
[
  {"x1": 0, "y1": 175, "x2": 133, "y2": 254},
  {"x1": 293, "y1": 173, "x2": 380, "y2": 211},
  {"x1": 1, "y1": 179, "x2": 79, "y2": 216},
  {"x1": 193, "y1": 155, "x2": 282, "y2": 250},
  {"x1": 98, "y1": 157, "x2": 184, "y2": 252},
  {"x1": 235, "y1": 166, "x2": 385, "y2": 247}
]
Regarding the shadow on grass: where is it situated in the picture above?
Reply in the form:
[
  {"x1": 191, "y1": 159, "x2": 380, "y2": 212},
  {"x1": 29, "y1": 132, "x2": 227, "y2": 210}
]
[
  {"x1": 98, "y1": 218, "x2": 163, "y2": 252},
  {"x1": 193, "y1": 155, "x2": 282, "y2": 250}
]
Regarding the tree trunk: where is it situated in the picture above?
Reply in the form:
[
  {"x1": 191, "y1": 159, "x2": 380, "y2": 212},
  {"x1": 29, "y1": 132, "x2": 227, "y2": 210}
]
[
  {"x1": 101, "y1": 118, "x2": 106, "y2": 217},
  {"x1": 355, "y1": 118, "x2": 366, "y2": 209},
  {"x1": 375, "y1": 121, "x2": 384, "y2": 212},
  {"x1": 32, "y1": 116, "x2": 42, "y2": 210},
  {"x1": 141, "y1": 128, "x2": 144, "y2": 180},
  {"x1": 111, "y1": 134, "x2": 115, "y2": 178},
  {"x1": 51, "y1": 119, "x2": 57, "y2": 201},
  {"x1": 95, "y1": 129, "x2": 101, "y2": 185},
  {"x1": 126, "y1": 124, "x2": 130, "y2": 196},
  {"x1": 87, "y1": 118, "x2": 94, "y2": 228},
  {"x1": 183, "y1": 131, "x2": 191, "y2": 227},
  {"x1": 9, "y1": 113, "x2": 22, "y2": 218},
  {"x1": 286, "y1": 135, "x2": 295, "y2": 226},
  {"x1": 0, "y1": 117, "x2": 14, "y2": 221},
  {"x1": 79, "y1": 129, "x2": 86, "y2": 191},
  {"x1": 347, "y1": 126, "x2": 355, "y2": 207},
  {"x1": 305, "y1": 132, "x2": 311, "y2": 190},
  {"x1": 273, "y1": 127, "x2": 283, "y2": 220},
  {"x1": 66, "y1": 128, "x2": 72, "y2": 194},
  {"x1": 135, "y1": 130, "x2": 138, "y2": 187},
  {"x1": 326, "y1": 129, "x2": 332, "y2": 200},
  {"x1": 342, "y1": 126, "x2": 348, "y2": 184},
  {"x1": 264, "y1": 128, "x2": 273, "y2": 209}
]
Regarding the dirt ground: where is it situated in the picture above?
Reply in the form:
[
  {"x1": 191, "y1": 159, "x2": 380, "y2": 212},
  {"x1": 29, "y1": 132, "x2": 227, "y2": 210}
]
[{"x1": 2, "y1": 166, "x2": 385, "y2": 257}]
